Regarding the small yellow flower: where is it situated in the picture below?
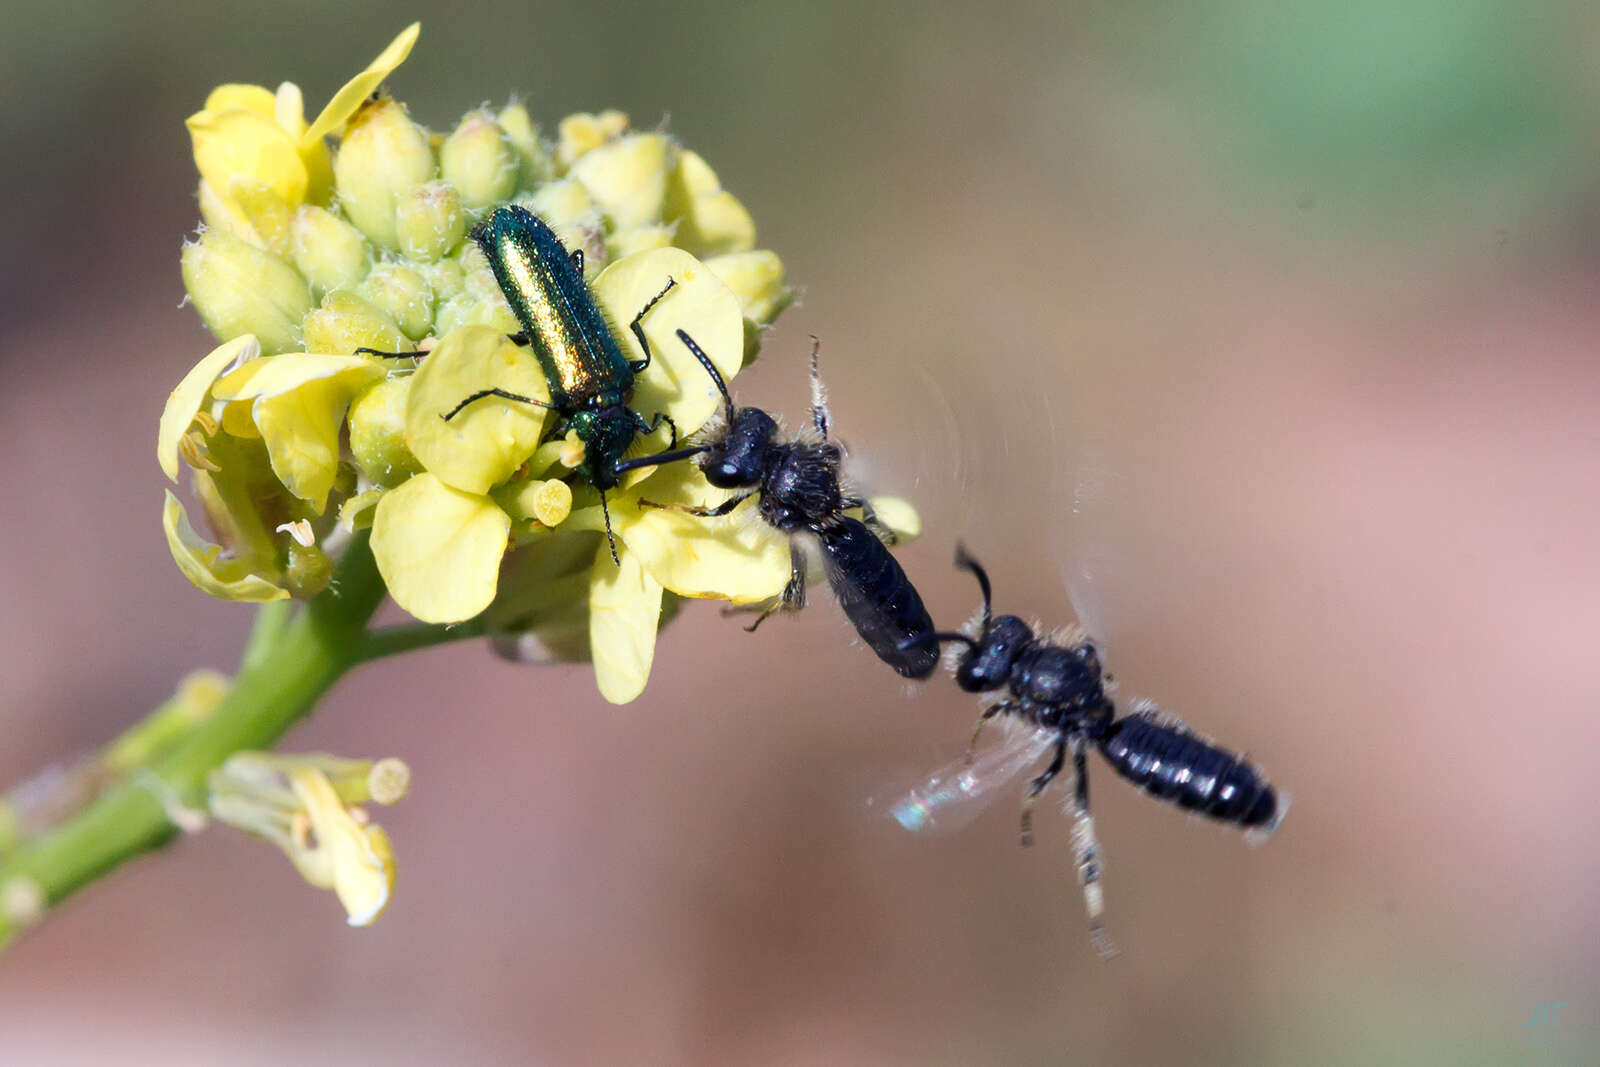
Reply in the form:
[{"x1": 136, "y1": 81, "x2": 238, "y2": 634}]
[
  {"x1": 369, "y1": 246, "x2": 786, "y2": 653},
  {"x1": 211, "y1": 352, "x2": 386, "y2": 511},
  {"x1": 209, "y1": 752, "x2": 409, "y2": 927},
  {"x1": 186, "y1": 24, "x2": 420, "y2": 242}
]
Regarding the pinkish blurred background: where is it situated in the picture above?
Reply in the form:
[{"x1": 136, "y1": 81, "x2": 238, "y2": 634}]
[{"x1": 3, "y1": 1, "x2": 1598, "y2": 1063}]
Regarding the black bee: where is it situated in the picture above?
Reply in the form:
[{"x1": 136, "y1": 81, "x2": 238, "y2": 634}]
[
  {"x1": 614, "y1": 330, "x2": 939, "y2": 679},
  {"x1": 893, "y1": 547, "x2": 1283, "y2": 957}
]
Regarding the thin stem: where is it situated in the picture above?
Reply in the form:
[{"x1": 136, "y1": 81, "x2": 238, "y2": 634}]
[
  {"x1": 359, "y1": 617, "x2": 487, "y2": 662},
  {"x1": 239, "y1": 600, "x2": 294, "y2": 672},
  {"x1": 0, "y1": 534, "x2": 387, "y2": 950}
]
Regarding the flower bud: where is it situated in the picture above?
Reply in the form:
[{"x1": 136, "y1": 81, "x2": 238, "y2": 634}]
[
  {"x1": 334, "y1": 98, "x2": 435, "y2": 251},
  {"x1": 664, "y1": 150, "x2": 757, "y2": 257},
  {"x1": 290, "y1": 205, "x2": 370, "y2": 295},
  {"x1": 357, "y1": 263, "x2": 434, "y2": 340},
  {"x1": 302, "y1": 290, "x2": 406, "y2": 355},
  {"x1": 520, "y1": 178, "x2": 594, "y2": 231},
  {"x1": 348, "y1": 376, "x2": 423, "y2": 487},
  {"x1": 285, "y1": 540, "x2": 334, "y2": 599},
  {"x1": 611, "y1": 224, "x2": 674, "y2": 260},
  {"x1": 421, "y1": 257, "x2": 466, "y2": 303},
  {"x1": 395, "y1": 180, "x2": 466, "y2": 262},
  {"x1": 182, "y1": 229, "x2": 312, "y2": 354},
  {"x1": 497, "y1": 102, "x2": 555, "y2": 187},
  {"x1": 556, "y1": 110, "x2": 629, "y2": 171},
  {"x1": 439, "y1": 109, "x2": 518, "y2": 210},
  {"x1": 705, "y1": 250, "x2": 793, "y2": 327},
  {"x1": 568, "y1": 133, "x2": 671, "y2": 230}
]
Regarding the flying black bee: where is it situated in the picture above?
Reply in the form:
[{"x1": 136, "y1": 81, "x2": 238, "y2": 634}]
[
  {"x1": 891, "y1": 547, "x2": 1284, "y2": 957},
  {"x1": 614, "y1": 330, "x2": 940, "y2": 679}
]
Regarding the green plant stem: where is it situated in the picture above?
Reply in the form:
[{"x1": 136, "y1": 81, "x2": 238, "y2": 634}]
[
  {"x1": 0, "y1": 534, "x2": 387, "y2": 950},
  {"x1": 359, "y1": 617, "x2": 488, "y2": 662}
]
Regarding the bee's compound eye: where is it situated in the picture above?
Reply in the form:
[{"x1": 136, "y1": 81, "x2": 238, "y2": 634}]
[{"x1": 705, "y1": 461, "x2": 743, "y2": 487}]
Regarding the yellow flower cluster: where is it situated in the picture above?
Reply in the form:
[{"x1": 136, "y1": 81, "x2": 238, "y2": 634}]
[{"x1": 158, "y1": 25, "x2": 822, "y2": 703}]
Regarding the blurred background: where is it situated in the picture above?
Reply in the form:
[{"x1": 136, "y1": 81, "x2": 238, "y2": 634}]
[{"x1": 3, "y1": 0, "x2": 1598, "y2": 1063}]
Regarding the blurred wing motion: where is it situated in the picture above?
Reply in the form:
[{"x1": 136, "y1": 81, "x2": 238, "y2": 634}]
[{"x1": 879, "y1": 724, "x2": 1055, "y2": 835}]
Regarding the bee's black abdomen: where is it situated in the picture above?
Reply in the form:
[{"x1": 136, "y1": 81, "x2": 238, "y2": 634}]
[
  {"x1": 1097, "y1": 711, "x2": 1277, "y2": 828},
  {"x1": 816, "y1": 517, "x2": 938, "y2": 679}
]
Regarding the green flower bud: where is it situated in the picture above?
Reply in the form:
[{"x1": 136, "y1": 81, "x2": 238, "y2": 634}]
[
  {"x1": 348, "y1": 377, "x2": 423, "y2": 487},
  {"x1": 285, "y1": 540, "x2": 334, "y2": 600},
  {"x1": 181, "y1": 229, "x2": 311, "y2": 354},
  {"x1": 334, "y1": 98, "x2": 435, "y2": 251},
  {"x1": 357, "y1": 263, "x2": 434, "y2": 340},
  {"x1": 395, "y1": 180, "x2": 466, "y2": 262},
  {"x1": 497, "y1": 102, "x2": 555, "y2": 187},
  {"x1": 302, "y1": 290, "x2": 406, "y2": 355},
  {"x1": 439, "y1": 109, "x2": 519, "y2": 210},
  {"x1": 290, "y1": 205, "x2": 371, "y2": 296},
  {"x1": 421, "y1": 257, "x2": 466, "y2": 303}
]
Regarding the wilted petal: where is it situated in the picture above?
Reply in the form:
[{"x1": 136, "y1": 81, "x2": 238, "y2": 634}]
[
  {"x1": 162, "y1": 491, "x2": 288, "y2": 602},
  {"x1": 213, "y1": 353, "x2": 385, "y2": 509},
  {"x1": 158, "y1": 334, "x2": 259, "y2": 480}
]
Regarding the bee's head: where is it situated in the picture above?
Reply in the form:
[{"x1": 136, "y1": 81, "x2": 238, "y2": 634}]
[{"x1": 700, "y1": 408, "x2": 776, "y2": 488}]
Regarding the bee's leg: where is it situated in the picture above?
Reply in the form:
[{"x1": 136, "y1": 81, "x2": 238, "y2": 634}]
[
  {"x1": 1019, "y1": 738, "x2": 1066, "y2": 848},
  {"x1": 965, "y1": 700, "x2": 1020, "y2": 765},
  {"x1": 723, "y1": 546, "x2": 806, "y2": 631},
  {"x1": 1068, "y1": 740, "x2": 1119, "y2": 959},
  {"x1": 637, "y1": 492, "x2": 753, "y2": 518}
]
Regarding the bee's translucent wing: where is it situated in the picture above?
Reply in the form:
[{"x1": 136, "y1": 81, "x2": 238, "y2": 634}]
[{"x1": 875, "y1": 724, "x2": 1056, "y2": 835}]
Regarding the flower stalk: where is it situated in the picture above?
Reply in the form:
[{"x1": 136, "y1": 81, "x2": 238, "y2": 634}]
[{"x1": 0, "y1": 534, "x2": 469, "y2": 948}]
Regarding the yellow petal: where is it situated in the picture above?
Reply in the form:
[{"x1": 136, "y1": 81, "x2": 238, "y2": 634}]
[
  {"x1": 404, "y1": 326, "x2": 549, "y2": 494},
  {"x1": 214, "y1": 354, "x2": 385, "y2": 509},
  {"x1": 202, "y1": 84, "x2": 278, "y2": 117},
  {"x1": 371, "y1": 473, "x2": 510, "y2": 623},
  {"x1": 588, "y1": 542, "x2": 663, "y2": 705},
  {"x1": 159, "y1": 335, "x2": 259, "y2": 481},
  {"x1": 590, "y1": 247, "x2": 743, "y2": 446},
  {"x1": 865, "y1": 496, "x2": 921, "y2": 542},
  {"x1": 613, "y1": 463, "x2": 790, "y2": 603},
  {"x1": 286, "y1": 769, "x2": 395, "y2": 926},
  {"x1": 225, "y1": 176, "x2": 295, "y2": 255},
  {"x1": 162, "y1": 491, "x2": 289, "y2": 603},
  {"x1": 338, "y1": 487, "x2": 386, "y2": 531},
  {"x1": 274, "y1": 82, "x2": 308, "y2": 139},
  {"x1": 197, "y1": 179, "x2": 266, "y2": 245},
  {"x1": 303, "y1": 23, "x2": 421, "y2": 144},
  {"x1": 187, "y1": 107, "x2": 309, "y2": 208}
]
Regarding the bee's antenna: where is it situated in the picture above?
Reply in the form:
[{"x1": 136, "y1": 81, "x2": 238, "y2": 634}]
[
  {"x1": 898, "y1": 631, "x2": 979, "y2": 653},
  {"x1": 675, "y1": 329, "x2": 735, "y2": 421},
  {"x1": 953, "y1": 544, "x2": 993, "y2": 634}
]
